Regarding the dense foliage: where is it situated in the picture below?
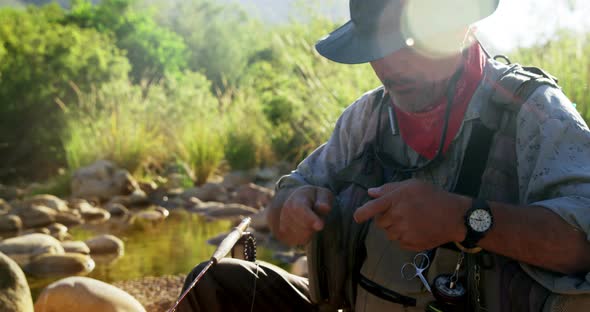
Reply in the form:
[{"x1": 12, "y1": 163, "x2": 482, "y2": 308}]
[
  {"x1": 0, "y1": 4, "x2": 129, "y2": 179},
  {"x1": 0, "y1": 0, "x2": 588, "y2": 189}
]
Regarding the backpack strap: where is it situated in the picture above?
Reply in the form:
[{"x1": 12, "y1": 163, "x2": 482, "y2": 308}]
[
  {"x1": 480, "y1": 62, "x2": 559, "y2": 132},
  {"x1": 470, "y1": 61, "x2": 560, "y2": 312}
]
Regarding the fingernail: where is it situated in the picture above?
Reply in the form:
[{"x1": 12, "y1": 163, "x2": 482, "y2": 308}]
[
  {"x1": 368, "y1": 187, "x2": 380, "y2": 194},
  {"x1": 314, "y1": 221, "x2": 323, "y2": 230}
]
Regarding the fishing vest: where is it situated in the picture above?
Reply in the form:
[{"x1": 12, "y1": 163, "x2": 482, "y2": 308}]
[{"x1": 306, "y1": 60, "x2": 590, "y2": 312}]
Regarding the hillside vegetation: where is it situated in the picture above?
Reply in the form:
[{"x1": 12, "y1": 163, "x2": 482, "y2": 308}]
[{"x1": 0, "y1": 0, "x2": 587, "y2": 189}]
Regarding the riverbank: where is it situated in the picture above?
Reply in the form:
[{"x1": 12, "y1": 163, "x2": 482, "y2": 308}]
[{"x1": 114, "y1": 275, "x2": 186, "y2": 312}]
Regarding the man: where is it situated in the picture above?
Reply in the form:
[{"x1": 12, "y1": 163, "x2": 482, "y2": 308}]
[{"x1": 178, "y1": 0, "x2": 590, "y2": 311}]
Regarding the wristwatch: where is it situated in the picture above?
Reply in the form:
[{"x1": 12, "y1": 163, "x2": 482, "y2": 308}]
[{"x1": 460, "y1": 198, "x2": 493, "y2": 249}]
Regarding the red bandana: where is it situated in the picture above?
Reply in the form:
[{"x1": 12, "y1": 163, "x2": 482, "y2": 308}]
[{"x1": 392, "y1": 43, "x2": 485, "y2": 160}]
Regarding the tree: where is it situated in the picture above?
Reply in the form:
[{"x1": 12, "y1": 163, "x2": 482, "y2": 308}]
[
  {"x1": 0, "y1": 4, "x2": 130, "y2": 181},
  {"x1": 66, "y1": 0, "x2": 188, "y2": 84}
]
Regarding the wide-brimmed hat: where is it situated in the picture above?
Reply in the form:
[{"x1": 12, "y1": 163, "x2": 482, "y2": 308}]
[{"x1": 316, "y1": 0, "x2": 499, "y2": 64}]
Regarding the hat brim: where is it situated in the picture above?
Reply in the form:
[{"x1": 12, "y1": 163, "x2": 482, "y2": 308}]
[
  {"x1": 316, "y1": 21, "x2": 407, "y2": 65},
  {"x1": 316, "y1": 0, "x2": 500, "y2": 64}
]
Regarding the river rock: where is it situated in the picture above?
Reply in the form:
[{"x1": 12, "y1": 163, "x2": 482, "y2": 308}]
[
  {"x1": 182, "y1": 183, "x2": 229, "y2": 202},
  {"x1": 201, "y1": 203, "x2": 258, "y2": 219},
  {"x1": 34, "y1": 276, "x2": 146, "y2": 312},
  {"x1": 60, "y1": 241, "x2": 90, "y2": 255},
  {"x1": 71, "y1": 160, "x2": 141, "y2": 202},
  {"x1": 82, "y1": 207, "x2": 110, "y2": 223},
  {"x1": 221, "y1": 170, "x2": 256, "y2": 190},
  {"x1": 107, "y1": 191, "x2": 150, "y2": 208},
  {"x1": 12, "y1": 205, "x2": 56, "y2": 229},
  {"x1": 0, "y1": 199, "x2": 11, "y2": 214},
  {"x1": 24, "y1": 253, "x2": 95, "y2": 278},
  {"x1": 54, "y1": 210, "x2": 84, "y2": 227},
  {"x1": 22, "y1": 227, "x2": 50, "y2": 235},
  {"x1": 0, "y1": 252, "x2": 34, "y2": 312},
  {"x1": 47, "y1": 223, "x2": 69, "y2": 241},
  {"x1": 20, "y1": 195, "x2": 68, "y2": 212},
  {"x1": 85, "y1": 234, "x2": 124, "y2": 255},
  {"x1": 0, "y1": 233, "x2": 64, "y2": 266},
  {"x1": 0, "y1": 215, "x2": 22, "y2": 233},
  {"x1": 137, "y1": 181, "x2": 158, "y2": 195},
  {"x1": 229, "y1": 183, "x2": 274, "y2": 209},
  {"x1": 106, "y1": 203, "x2": 129, "y2": 217}
]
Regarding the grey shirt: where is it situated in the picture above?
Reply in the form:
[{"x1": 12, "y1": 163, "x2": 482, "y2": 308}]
[{"x1": 277, "y1": 58, "x2": 590, "y2": 294}]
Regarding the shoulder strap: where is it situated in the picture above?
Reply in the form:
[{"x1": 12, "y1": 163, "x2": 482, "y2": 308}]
[{"x1": 481, "y1": 61, "x2": 560, "y2": 131}]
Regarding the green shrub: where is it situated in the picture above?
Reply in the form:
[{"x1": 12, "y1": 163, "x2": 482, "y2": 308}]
[
  {"x1": 510, "y1": 32, "x2": 590, "y2": 123},
  {"x1": 66, "y1": 0, "x2": 188, "y2": 83},
  {"x1": 175, "y1": 121, "x2": 226, "y2": 185},
  {"x1": 222, "y1": 89, "x2": 275, "y2": 170},
  {"x1": 62, "y1": 80, "x2": 167, "y2": 173},
  {"x1": 0, "y1": 4, "x2": 130, "y2": 181}
]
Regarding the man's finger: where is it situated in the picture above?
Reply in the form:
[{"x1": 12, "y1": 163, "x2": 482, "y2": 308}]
[
  {"x1": 314, "y1": 188, "x2": 334, "y2": 216},
  {"x1": 299, "y1": 205, "x2": 324, "y2": 231},
  {"x1": 354, "y1": 196, "x2": 391, "y2": 223},
  {"x1": 368, "y1": 182, "x2": 404, "y2": 198}
]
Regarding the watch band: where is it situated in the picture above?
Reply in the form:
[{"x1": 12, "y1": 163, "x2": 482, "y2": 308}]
[{"x1": 461, "y1": 198, "x2": 492, "y2": 248}]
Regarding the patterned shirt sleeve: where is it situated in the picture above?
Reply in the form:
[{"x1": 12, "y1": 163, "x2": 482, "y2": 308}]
[{"x1": 516, "y1": 85, "x2": 590, "y2": 292}]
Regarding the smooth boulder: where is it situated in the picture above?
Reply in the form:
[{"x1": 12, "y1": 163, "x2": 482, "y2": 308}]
[
  {"x1": 0, "y1": 198, "x2": 11, "y2": 214},
  {"x1": 201, "y1": 203, "x2": 258, "y2": 219},
  {"x1": 229, "y1": 183, "x2": 274, "y2": 209},
  {"x1": 0, "y1": 234, "x2": 64, "y2": 266},
  {"x1": 182, "y1": 183, "x2": 229, "y2": 202},
  {"x1": 71, "y1": 160, "x2": 141, "y2": 201},
  {"x1": 34, "y1": 276, "x2": 146, "y2": 312},
  {"x1": 24, "y1": 253, "x2": 95, "y2": 278},
  {"x1": 0, "y1": 252, "x2": 34, "y2": 312},
  {"x1": 61, "y1": 241, "x2": 90, "y2": 255},
  {"x1": 0, "y1": 215, "x2": 22, "y2": 233},
  {"x1": 54, "y1": 210, "x2": 84, "y2": 227},
  {"x1": 19, "y1": 195, "x2": 68, "y2": 212},
  {"x1": 85, "y1": 234, "x2": 124, "y2": 255},
  {"x1": 12, "y1": 205, "x2": 56, "y2": 229}
]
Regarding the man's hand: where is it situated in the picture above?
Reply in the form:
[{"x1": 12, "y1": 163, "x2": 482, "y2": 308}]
[
  {"x1": 277, "y1": 185, "x2": 334, "y2": 246},
  {"x1": 354, "y1": 179, "x2": 470, "y2": 251}
]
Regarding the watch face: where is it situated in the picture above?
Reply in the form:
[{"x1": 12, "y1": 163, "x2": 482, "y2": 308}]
[{"x1": 469, "y1": 209, "x2": 492, "y2": 232}]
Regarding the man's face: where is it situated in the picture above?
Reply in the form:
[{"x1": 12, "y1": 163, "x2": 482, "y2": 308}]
[{"x1": 370, "y1": 44, "x2": 463, "y2": 113}]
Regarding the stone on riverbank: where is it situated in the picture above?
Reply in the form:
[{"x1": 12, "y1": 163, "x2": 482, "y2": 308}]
[
  {"x1": 198, "y1": 202, "x2": 258, "y2": 219},
  {"x1": 54, "y1": 210, "x2": 84, "y2": 227},
  {"x1": 71, "y1": 160, "x2": 141, "y2": 202},
  {"x1": 0, "y1": 198, "x2": 11, "y2": 214},
  {"x1": 106, "y1": 203, "x2": 129, "y2": 217},
  {"x1": 0, "y1": 252, "x2": 34, "y2": 312},
  {"x1": 12, "y1": 205, "x2": 56, "y2": 229},
  {"x1": 47, "y1": 223, "x2": 69, "y2": 241},
  {"x1": 229, "y1": 183, "x2": 274, "y2": 209},
  {"x1": 61, "y1": 241, "x2": 90, "y2": 254},
  {"x1": 18, "y1": 195, "x2": 68, "y2": 212},
  {"x1": 34, "y1": 276, "x2": 146, "y2": 312},
  {"x1": 0, "y1": 233, "x2": 64, "y2": 266},
  {"x1": 75, "y1": 201, "x2": 111, "y2": 223},
  {"x1": 85, "y1": 234, "x2": 124, "y2": 255},
  {"x1": 182, "y1": 183, "x2": 229, "y2": 203},
  {"x1": 24, "y1": 253, "x2": 95, "y2": 278},
  {"x1": 0, "y1": 214, "x2": 22, "y2": 233}
]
